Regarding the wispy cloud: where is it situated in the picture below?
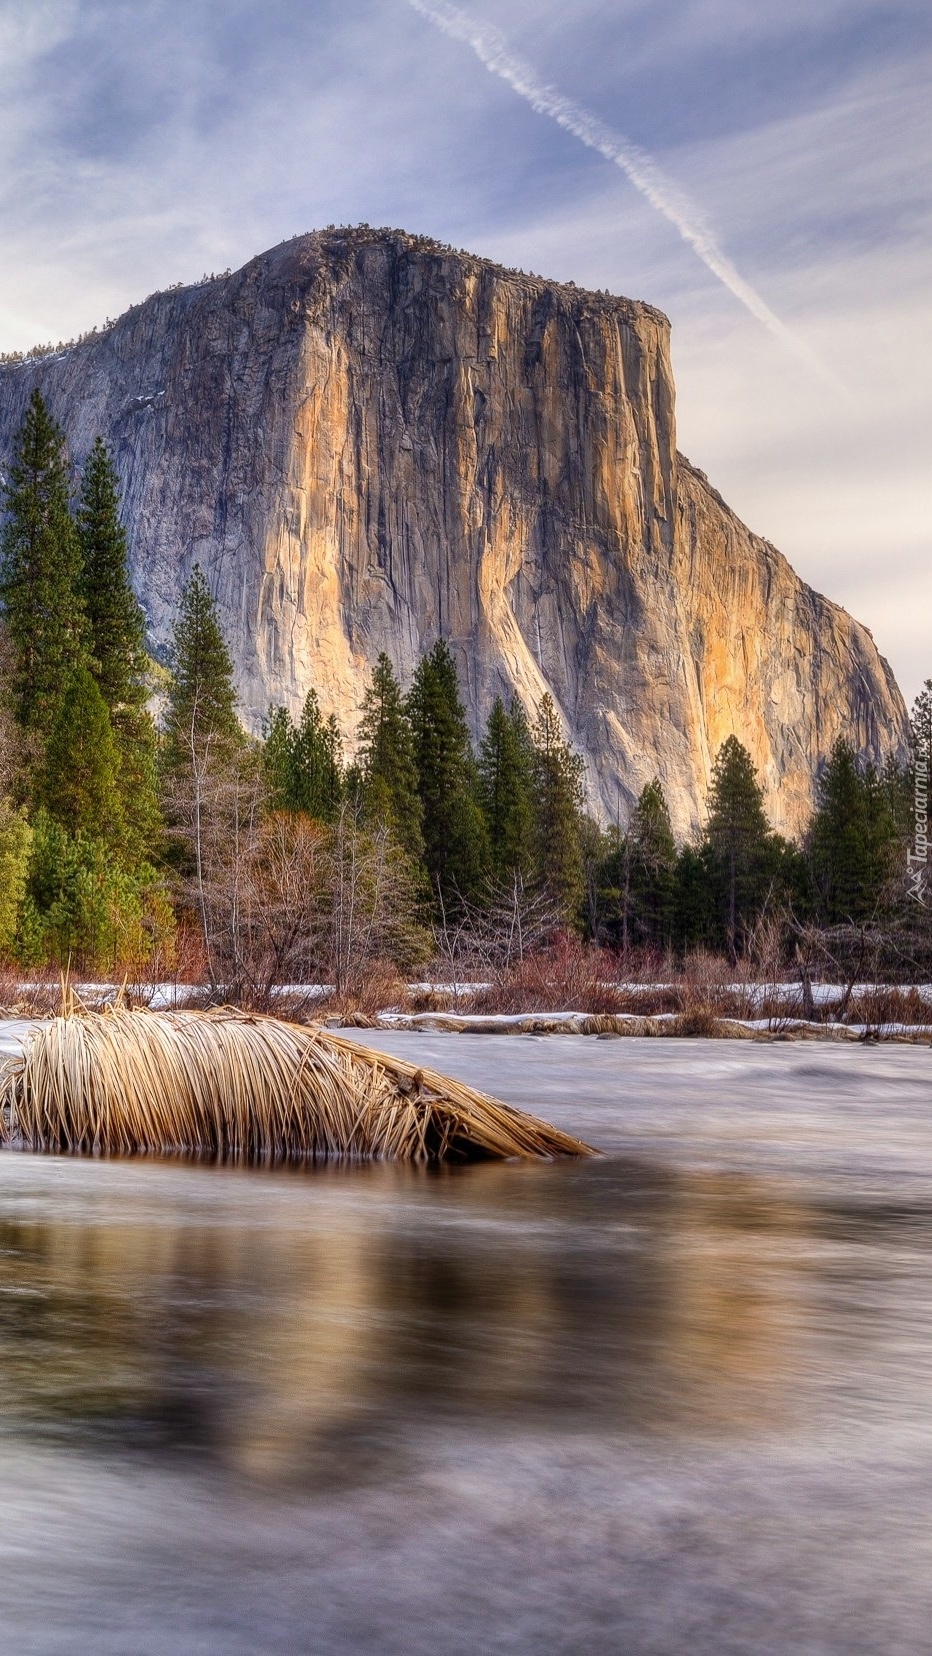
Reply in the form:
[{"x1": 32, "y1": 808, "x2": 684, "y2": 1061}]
[
  {"x1": 0, "y1": 0, "x2": 927, "y2": 695},
  {"x1": 407, "y1": 0, "x2": 834, "y2": 381}
]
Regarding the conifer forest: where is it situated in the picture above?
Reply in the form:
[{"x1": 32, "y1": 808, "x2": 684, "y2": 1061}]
[{"x1": 1, "y1": 390, "x2": 929, "y2": 998}]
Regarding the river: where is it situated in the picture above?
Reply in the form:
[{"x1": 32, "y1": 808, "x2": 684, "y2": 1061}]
[{"x1": 1, "y1": 1030, "x2": 931, "y2": 1653}]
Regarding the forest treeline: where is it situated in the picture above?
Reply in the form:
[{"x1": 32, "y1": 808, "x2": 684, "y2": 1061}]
[{"x1": 0, "y1": 390, "x2": 930, "y2": 991}]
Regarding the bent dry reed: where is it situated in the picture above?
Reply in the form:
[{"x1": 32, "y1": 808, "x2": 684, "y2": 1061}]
[{"x1": 0, "y1": 1008, "x2": 593, "y2": 1164}]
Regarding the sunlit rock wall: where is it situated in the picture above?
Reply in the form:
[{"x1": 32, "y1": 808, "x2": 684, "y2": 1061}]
[{"x1": 0, "y1": 227, "x2": 907, "y2": 835}]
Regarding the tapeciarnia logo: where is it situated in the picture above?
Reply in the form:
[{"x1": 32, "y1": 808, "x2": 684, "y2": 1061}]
[{"x1": 908, "y1": 744, "x2": 929, "y2": 906}]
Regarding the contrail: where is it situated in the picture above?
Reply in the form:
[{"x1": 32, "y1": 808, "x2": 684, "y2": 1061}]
[{"x1": 408, "y1": 0, "x2": 833, "y2": 381}]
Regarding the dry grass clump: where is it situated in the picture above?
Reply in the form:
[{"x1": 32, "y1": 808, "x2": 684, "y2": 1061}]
[
  {"x1": 846, "y1": 984, "x2": 931, "y2": 1032},
  {"x1": 649, "y1": 951, "x2": 733, "y2": 1034},
  {"x1": 319, "y1": 962, "x2": 412, "y2": 1025},
  {"x1": 0, "y1": 1009, "x2": 593, "y2": 1164},
  {"x1": 671, "y1": 1007, "x2": 729, "y2": 1038}
]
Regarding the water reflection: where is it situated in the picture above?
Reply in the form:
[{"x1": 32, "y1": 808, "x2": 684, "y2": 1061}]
[
  {"x1": 0, "y1": 1155, "x2": 850, "y2": 1484},
  {"x1": 7, "y1": 1037, "x2": 932, "y2": 1652}
]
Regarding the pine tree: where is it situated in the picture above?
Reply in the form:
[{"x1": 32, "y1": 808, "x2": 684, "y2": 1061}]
[
  {"x1": 77, "y1": 437, "x2": 161, "y2": 862},
  {"x1": 263, "y1": 705, "x2": 295, "y2": 811},
  {"x1": 913, "y1": 680, "x2": 932, "y2": 773},
  {"x1": 22, "y1": 809, "x2": 170, "y2": 973},
  {"x1": 588, "y1": 824, "x2": 626, "y2": 948},
  {"x1": 478, "y1": 696, "x2": 536, "y2": 880},
  {"x1": 627, "y1": 779, "x2": 677, "y2": 948},
  {"x1": 672, "y1": 843, "x2": 714, "y2": 952},
  {"x1": 813, "y1": 741, "x2": 875, "y2": 923},
  {"x1": 112, "y1": 708, "x2": 163, "y2": 867},
  {"x1": 0, "y1": 804, "x2": 32, "y2": 958},
  {"x1": 0, "y1": 389, "x2": 85, "y2": 741},
  {"x1": 162, "y1": 564, "x2": 241, "y2": 773},
  {"x1": 531, "y1": 693, "x2": 584, "y2": 923},
  {"x1": 262, "y1": 694, "x2": 344, "y2": 821},
  {"x1": 407, "y1": 641, "x2": 488, "y2": 913},
  {"x1": 291, "y1": 693, "x2": 344, "y2": 820},
  {"x1": 0, "y1": 621, "x2": 26, "y2": 804},
  {"x1": 356, "y1": 652, "x2": 423, "y2": 862},
  {"x1": 77, "y1": 439, "x2": 145, "y2": 706},
  {"x1": 808, "y1": 740, "x2": 902, "y2": 925},
  {"x1": 36, "y1": 663, "x2": 123, "y2": 842},
  {"x1": 704, "y1": 736, "x2": 774, "y2": 959},
  {"x1": 160, "y1": 565, "x2": 244, "y2": 918}
]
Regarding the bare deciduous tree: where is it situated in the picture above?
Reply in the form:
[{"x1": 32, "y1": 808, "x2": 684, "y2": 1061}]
[
  {"x1": 167, "y1": 738, "x2": 429, "y2": 1006},
  {"x1": 432, "y1": 872, "x2": 561, "y2": 989}
]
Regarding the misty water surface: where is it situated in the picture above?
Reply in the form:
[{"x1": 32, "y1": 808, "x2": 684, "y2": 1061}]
[{"x1": 1, "y1": 1033, "x2": 931, "y2": 1654}]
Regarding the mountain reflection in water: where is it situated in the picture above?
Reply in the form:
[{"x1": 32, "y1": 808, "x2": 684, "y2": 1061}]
[
  {"x1": 0, "y1": 1160, "x2": 807, "y2": 1473},
  {"x1": 2, "y1": 1034, "x2": 932, "y2": 1653}
]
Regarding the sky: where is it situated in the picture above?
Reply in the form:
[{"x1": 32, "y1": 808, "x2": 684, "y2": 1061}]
[{"x1": 0, "y1": 0, "x2": 929, "y2": 704}]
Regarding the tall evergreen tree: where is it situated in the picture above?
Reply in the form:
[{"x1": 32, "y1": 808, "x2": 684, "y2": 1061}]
[
  {"x1": 913, "y1": 680, "x2": 932, "y2": 775},
  {"x1": 77, "y1": 439, "x2": 146, "y2": 706},
  {"x1": 77, "y1": 437, "x2": 161, "y2": 862},
  {"x1": 162, "y1": 564, "x2": 241, "y2": 774},
  {"x1": 531, "y1": 693, "x2": 584, "y2": 923},
  {"x1": 587, "y1": 823, "x2": 626, "y2": 948},
  {"x1": 0, "y1": 620, "x2": 26, "y2": 804},
  {"x1": 672, "y1": 843, "x2": 714, "y2": 953},
  {"x1": 808, "y1": 739, "x2": 902, "y2": 925},
  {"x1": 704, "y1": 736, "x2": 775, "y2": 959},
  {"x1": 36, "y1": 664, "x2": 123, "y2": 842},
  {"x1": 160, "y1": 570, "x2": 250, "y2": 975},
  {"x1": 263, "y1": 705, "x2": 295, "y2": 811},
  {"x1": 294, "y1": 696, "x2": 343, "y2": 820},
  {"x1": 262, "y1": 692, "x2": 343, "y2": 821},
  {"x1": 21, "y1": 810, "x2": 169, "y2": 973},
  {"x1": 407, "y1": 640, "x2": 488, "y2": 912},
  {"x1": 0, "y1": 389, "x2": 85, "y2": 741},
  {"x1": 477, "y1": 696, "x2": 536, "y2": 880},
  {"x1": 356, "y1": 652, "x2": 423, "y2": 861},
  {"x1": 626, "y1": 778, "x2": 678, "y2": 948},
  {"x1": 0, "y1": 804, "x2": 32, "y2": 959}
]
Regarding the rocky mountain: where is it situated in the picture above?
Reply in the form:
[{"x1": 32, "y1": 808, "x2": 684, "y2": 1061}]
[{"x1": 0, "y1": 227, "x2": 907, "y2": 835}]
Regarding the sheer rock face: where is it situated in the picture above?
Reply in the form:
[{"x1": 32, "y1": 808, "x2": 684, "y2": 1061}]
[{"x1": 0, "y1": 228, "x2": 907, "y2": 835}]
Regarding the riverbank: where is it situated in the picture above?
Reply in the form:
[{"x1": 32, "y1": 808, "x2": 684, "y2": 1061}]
[
  {"x1": 2, "y1": 983, "x2": 932, "y2": 1042},
  {"x1": 358, "y1": 1009, "x2": 932, "y2": 1041}
]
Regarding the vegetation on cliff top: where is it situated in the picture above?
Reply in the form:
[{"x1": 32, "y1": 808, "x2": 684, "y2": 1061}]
[{"x1": 0, "y1": 224, "x2": 662, "y2": 369}]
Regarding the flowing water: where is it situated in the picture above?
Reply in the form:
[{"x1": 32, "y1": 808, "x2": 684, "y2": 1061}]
[{"x1": 1, "y1": 1030, "x2": 932, "y2": 1654}]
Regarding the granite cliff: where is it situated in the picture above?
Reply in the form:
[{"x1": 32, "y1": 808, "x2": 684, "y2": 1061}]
[{"x1": 0, "y1": 227, "x2": 907, "y2": 835}]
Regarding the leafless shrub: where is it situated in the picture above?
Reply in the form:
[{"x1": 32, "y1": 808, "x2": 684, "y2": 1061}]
[
  {"x1": 328, "y1": 802, "x2": 430, "y2": 996},
  {"x1": 848, "y1": 984, "x2": 931, "y2": 1033},
  {"x1": 320, "y1": 960, "x2": 412, "y2": 1025},
  {"x1": 674, "y1": 950, "x2": 733, "y2": 1021},
  {"x1": 467, "y1": 933, "x2": 628, "y2": 1014},
  {"x1": 430, "y1": 874, "x2": 561, "y2": 996},
  {"x1": 0, "y1": 967, "x2": 64, "y2": 1018},
  {"x1": 741, "y1": 911, "x2": 806, "y2": 1028}
]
